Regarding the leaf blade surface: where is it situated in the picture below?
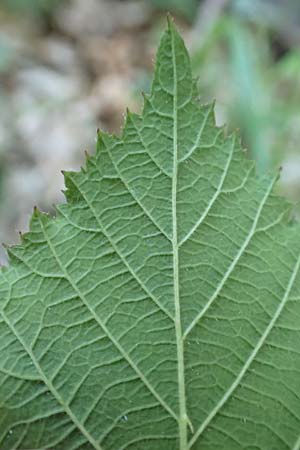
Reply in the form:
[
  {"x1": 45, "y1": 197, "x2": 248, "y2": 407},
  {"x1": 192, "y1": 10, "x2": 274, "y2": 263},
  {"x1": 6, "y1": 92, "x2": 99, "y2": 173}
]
[{"x1": 1, "y1": 20, "x2": 300, "y2": 450}]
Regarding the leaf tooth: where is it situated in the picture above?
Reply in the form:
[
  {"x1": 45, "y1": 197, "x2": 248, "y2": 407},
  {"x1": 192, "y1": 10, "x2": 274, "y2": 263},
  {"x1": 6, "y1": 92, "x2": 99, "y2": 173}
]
[
  {"x1": 122, "y1": 108, "x2": 134, "y2": 138},
  {"x1": 33, "y1": 205, "x2": 40, "y2": 218},
  {"x1": 82, "y1": 149, "x2": 91, "y2": 166},
  {"x1": 141, "y1": 91, "x2": 151, "y2": 112}
]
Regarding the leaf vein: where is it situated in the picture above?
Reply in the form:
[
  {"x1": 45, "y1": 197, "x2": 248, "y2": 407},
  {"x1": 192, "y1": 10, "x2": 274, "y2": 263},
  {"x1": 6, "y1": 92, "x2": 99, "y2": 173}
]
[
  {"x1": 179, "y1": 135, "x2": 235, "y2": 247},
  {"x1": 0, "y1": 282, "x2": 103, "y2": 450},
  {"x1": 183, "y1": 174, "x2": 278, "y2": 339},
  {"x1": 188, "y1": 250, "x2": 300, "y2": 449},
  {"x1": 37, "y1": 212, "x2": 179, "y2": 427}
]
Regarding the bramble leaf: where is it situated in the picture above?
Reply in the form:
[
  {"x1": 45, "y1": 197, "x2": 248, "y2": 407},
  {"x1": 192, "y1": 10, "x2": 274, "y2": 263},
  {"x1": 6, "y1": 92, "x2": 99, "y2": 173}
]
[{"x1": 1, "y1": 19, "x2": 300, "y2": 450}]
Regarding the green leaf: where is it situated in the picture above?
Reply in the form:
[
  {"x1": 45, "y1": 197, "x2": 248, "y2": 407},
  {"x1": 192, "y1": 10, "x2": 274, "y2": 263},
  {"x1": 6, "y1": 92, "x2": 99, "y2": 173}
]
[{"x1": 1, "y1": 19, "x2": 300, "y2": 450}]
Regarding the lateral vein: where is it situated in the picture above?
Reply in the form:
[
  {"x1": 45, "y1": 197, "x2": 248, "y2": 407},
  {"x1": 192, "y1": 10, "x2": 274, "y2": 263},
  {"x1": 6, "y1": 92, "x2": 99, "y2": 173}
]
[
  {"x1": 183, "y1": 174, "x2": 278, "y2": 339},
  {"x1": 179, "y1": 135, "x2": 235, "y2": 247},
  {"x1": 188, "y1": 250, "x2": 300, "y2": 449},
  {"x1": 37, "y1": 213, "x2": 179, "y2": 428},
  {"x1": 0, "y1": 284, "x2": 103, "y2": 450}
]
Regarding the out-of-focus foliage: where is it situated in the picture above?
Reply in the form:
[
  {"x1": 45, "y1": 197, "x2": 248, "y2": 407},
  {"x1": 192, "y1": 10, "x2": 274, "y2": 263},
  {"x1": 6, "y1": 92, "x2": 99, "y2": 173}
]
[
  {"x1": 149, "y1": 0, "x2": 199, "y2": 21},
  {"x1": 190, "y1": 4, "x2": 300, "y2": 189},
  {"x1": 233, "y1": 0, "x2": 300, "y2": 35},
  {"x1": 1, "y1": 0, "x2": 61, "y2": 16}
]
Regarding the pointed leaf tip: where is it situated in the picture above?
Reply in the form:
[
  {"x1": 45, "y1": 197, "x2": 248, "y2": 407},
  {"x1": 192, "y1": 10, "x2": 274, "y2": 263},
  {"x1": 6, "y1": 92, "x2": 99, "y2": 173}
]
[
  {"x1": 166, "y1": 13, "x2": 176, "y2": 31},
  {"x1": 166, "y1": 13, "x2": 172, "y2": 27}
]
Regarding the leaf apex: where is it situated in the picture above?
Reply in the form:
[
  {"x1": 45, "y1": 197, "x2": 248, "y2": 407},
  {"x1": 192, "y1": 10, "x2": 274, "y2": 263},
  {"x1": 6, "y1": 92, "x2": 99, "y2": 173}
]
[
  {"x1": 166, "y1": 14, "x2": 175, "y2": 31},
  {"x1": 166, "y1": 13, "x2": 172, "y2": 28}
]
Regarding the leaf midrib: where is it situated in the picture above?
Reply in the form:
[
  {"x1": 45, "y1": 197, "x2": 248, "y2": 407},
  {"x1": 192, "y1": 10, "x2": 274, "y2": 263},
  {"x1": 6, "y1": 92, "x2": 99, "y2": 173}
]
[{"x1": 170, "y1": 26, "x2": 189, "y2": 450}]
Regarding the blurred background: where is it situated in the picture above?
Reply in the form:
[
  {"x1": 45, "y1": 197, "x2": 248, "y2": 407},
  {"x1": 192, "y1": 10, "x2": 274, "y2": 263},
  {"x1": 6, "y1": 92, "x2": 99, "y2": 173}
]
[{"x1": 1, "y1": 0, "x2": 300, "y2": 263}]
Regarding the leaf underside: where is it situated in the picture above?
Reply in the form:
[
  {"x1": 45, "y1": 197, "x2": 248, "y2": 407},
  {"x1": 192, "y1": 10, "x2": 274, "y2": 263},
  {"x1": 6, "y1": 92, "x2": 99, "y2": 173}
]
[{"x1": 1, "y1": 19, "x2": 300, "y2": 450}]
